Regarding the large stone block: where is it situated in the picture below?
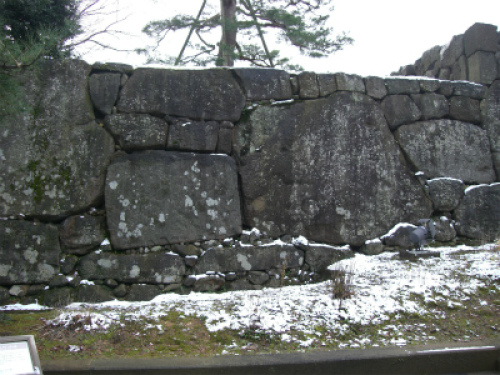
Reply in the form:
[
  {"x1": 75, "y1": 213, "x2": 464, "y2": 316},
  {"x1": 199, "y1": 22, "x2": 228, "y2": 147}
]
[
  {"x1": 104, "y1": 114, "x2": 168, "y2": 151},
  {"x1": 304, "y1": 245, "x2": 354, "y2": 272},
  {"x1": 0, "y1": 120, "x2": 115, "y2": 218},
  {"x1": 59, "y1": 214, "x2": 107, "y2": 255},
  {"x1": 449, "y1": 96, "x2": 481, "y2": 124},
  {"x1": 411, "y1": 93, "x2": 449, "y2": 120},
  {"x1": 298, "y1": 72, "x2": 319, "y2": 99},
  {"x1": 116, "y1": 68, "x2": 245, "y2": 121},
  {"x1": 89, "y1": 73, "x2": 121, "y2": 115},
  {"x1": 106, "y1": 151, "x2": 241, "y2": 249},
  {"x1": 234, "y1": 92, "x2": 432, "y2": 246},
  {"x1": 426, "y1": 178, "x2": 465, "y2": 212},
  {"x1": 467, "y1": 51, "x2": 498, "y2": 85},
  {"x1": 480, "y1": 80, "x2": 500, "y2": 176},
  {"x1": 463, "y1": 23, "x2": 499, "y2": 57},
  {"x1": 167, "y1": 120, "x2": 219, "y2": 151},
  {"x1": 0, "y1": 60, "x2": 115, "y2": 218},
  {"x1": 440, "y1": 34, "x2": 465, "y2": 67},
  {"x1": 0, "y1": 221, "x2": 60, "y2": 285},
  {"x1": 194, "y1": 244, "x2": 304, "y2": 273},
  {"x1": 78, "y1": 252, "x2": 185, "y2": 284},
  {"x1": 381, "y1": 95, "x2": 421, "y2": 130},
  {"x1": 454, "y1": 183, "x2": 500, "y2": 241},
  {"x1": 395, "y1": 120, "x2": 495, "y2": 184},
  {"x1": 232, "y1": 68, "x2": 292, "y2": 101},
  {"x1": 384, "y1": 78, "x2": 420, "y2": 95}
]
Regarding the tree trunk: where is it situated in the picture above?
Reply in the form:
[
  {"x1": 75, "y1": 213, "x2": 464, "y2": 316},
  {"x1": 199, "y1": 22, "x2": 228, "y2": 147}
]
[{"x1": 218, "y1": 0, "x2": 237, "y2": 66}]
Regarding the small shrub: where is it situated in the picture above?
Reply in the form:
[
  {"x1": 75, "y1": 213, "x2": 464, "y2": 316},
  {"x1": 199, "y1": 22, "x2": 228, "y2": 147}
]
[{"x1": 330, "y1": 264, "x2": 355, "y2": 310}]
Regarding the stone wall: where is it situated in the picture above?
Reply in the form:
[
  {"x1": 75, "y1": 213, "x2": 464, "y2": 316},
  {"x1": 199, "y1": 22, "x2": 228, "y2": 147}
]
[{"x1": 1, "y1": 24, "x2": 500, "y2": 306}]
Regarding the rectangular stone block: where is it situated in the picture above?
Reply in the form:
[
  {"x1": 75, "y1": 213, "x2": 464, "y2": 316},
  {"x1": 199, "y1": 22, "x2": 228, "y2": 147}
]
[
  {"x1": 105, "y1": 151, "x2": 242, "y2": 249},
  {"x1": 78, "y1": 253, "x2": 185, "y2": 284},
  {"x1": 0, "y1": 221, "x2": 60, "y2": 284}
]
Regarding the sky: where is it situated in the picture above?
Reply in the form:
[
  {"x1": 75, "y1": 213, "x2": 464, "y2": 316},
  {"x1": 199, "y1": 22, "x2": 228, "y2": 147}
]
[{"x1": 75, "y1": 0, "x2": 500, "y2": 77}]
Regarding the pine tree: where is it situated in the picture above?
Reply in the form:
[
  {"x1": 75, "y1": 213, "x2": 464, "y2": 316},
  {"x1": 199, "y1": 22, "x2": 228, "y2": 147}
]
[{"x1": 139, "y1": 0, "x2": 353, "y2": 70}]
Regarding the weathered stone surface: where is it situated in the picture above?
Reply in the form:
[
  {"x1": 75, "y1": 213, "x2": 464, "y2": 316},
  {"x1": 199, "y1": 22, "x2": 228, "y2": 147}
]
[
  {"x1": 365, "y1": 76, "x2": 387, "y2": 99},
  {"x1": 454, "y1": 184, "x2": 500, "y2": 241},
  {"x1": 9, "y1": 285, "x2": 29, "y2": 297},
  {"x1": 126, "y1": 285, "x2": 162, "y2": 301},
  {"x1": 411, "y1": 93, "x2": 449, "y2": 120},
  {"x1": 359, "y1": 239, "x2": 385, "y2": 256},
  {"x1": 76, "y1": 285, "x2": 114, "y2": 303},
  {"x1": 481, "y1": 80, "x2": 500, "y2": 177},
  {"x1": 434, "y1": 216, "x2": 456, "y2": 242},
  {"x1": 106, "y1": 151, "x2": 241, "y2": 249},
  {"x1": 216, "y1": 122, "x2": 233, "y2": 154},
  {"x1": 385, "y1": 78, "x2": 420, "y2": 95},
  {"x1": 32, "y1": 60, "x2": 95, "y2": 125},
  {"x1": 43, "y1": 288, "x2": 73, "y2": 307},
  {"x1": 317, "y1": 74, "x2": 337, "y2": 97},
  {"x1": 226, "y1": 279, "x2": 263, "y2": 291},
  {"x1": 463, "y1": 23, "x2": 499, "y2": 57},
  {"x1": 113, "y1": 284, "x2": 128, "y2": 298},
  {"x1": 89, "y1": 73, "x2": 121, "y2": 115},
  {"x1": 92, "y1": 62, "x2": 134, "y2": 74},
  {"x1": 451, "y1": 55, "x2": 468, "y2": 81},
  {"x1": 116, "y1": 68, "x2": 245, "y2": 121},
  {"x1": 449, "y1": 97, "x2": 481, "y2": 124},
  {"x1": 0, "y1": 221, "x2": 60, "y2": 284},
  {"x1": 248, "y1": 271, "x2": 269, "y2": 285},
  {"x1": 381, "y1": 95, "x2": 421, "y2": 130},
  {"x1": 78, "y1": 253, "x2": 185, "y2": 284},
  {"x1": 60, "y1": 214, "x2": 107, "y2": 255},
  {"x1": 441, "y1": 34, "x2": 465, "y2": 67},
  {"x1": 335, "y1": 73, "x2": 365, "y2": 93},
  {"x1": 467, "y1": 51, "x2": 498, "y2": 85},
  {"x1": 426, "y1": 178, "x2": 465, "y2": 212},
  {"x1": 419, "y1": 46, "x2": 441, "y2": 76},
  {"x1": 60, "y1": 255, "x2": 79, "y2": 275},
  {"x1": 167, "y1": 120, "x2": 219, "y2": 151},
  {"x1": 304, "y1": 245, "x2": 354, "y2": 272},
  {"x1": 234, "y1": 92, "x2": 432, "y2": 246},
  {"x1": 104, "y1": 114, "x2": 168, "y2": 151},
  {"x1": 450, "y1": 81, "x2": 486, "y2": 99},
  {"x1": 193, "y1": 275, "x2": 225, "y2": 292},
  {"x1": 395, "y1": 120, "x2": 495, "y2": 184},
  {"x1": 298, "y1": 72, "x2": 319, "y2": 99},
  {"x1": 419, "y1": 79, "x2": 441, "y2": 93},
  {"x1": 194, "y1": 245, "x2": 304, "y2": 273},
  {"x1": 0, "y1": 61, "x2": 114, "y2": 218},
  {"x1": 232, "y1": 68, "x2": 292, "y2": 100},
  {"x1": 381, "y1": 223, "x2": 418, "y2": 248}
]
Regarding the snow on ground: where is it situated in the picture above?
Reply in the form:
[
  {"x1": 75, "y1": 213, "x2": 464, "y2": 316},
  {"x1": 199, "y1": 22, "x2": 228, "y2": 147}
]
[{"x1": 3, "y1": 244, "x2": 499, "y2": 349}]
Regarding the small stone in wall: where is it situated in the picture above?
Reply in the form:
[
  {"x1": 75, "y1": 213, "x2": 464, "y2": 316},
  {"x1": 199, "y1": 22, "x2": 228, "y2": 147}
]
[
  {"x1": 427, "y1": 178, "x2": 465, "y2": 212},
  {"x1": 60, "y1": 214, "x2": 107, "y2": 255}
]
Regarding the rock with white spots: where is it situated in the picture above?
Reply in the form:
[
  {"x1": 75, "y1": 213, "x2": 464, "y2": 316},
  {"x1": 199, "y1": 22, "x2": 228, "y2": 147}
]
[
  {"x1": 454, "y1": 183, "x2": 500, "y2": 241},
  {"x1": 194, "y1": 244, "x2": 304, "y2": 274},
  {"x1": 78, "y1": 252, "x2": 185, "y2": 284},
  {"x1": 0, "y1": 60, "x2": 115, "y2": 219},
  {"x1": 234, "y1": 92, "x2": 432, "y2": 246},
  {"x1": 105, "y1": 151, "x2": 242, "y2": 249},
  {"x1": 395, "y1": 119, "x2": 495, "y2": 184},
  {"x1": 0, "y1": 221, "x2": 60, "y2": 284},
  {"x1": 303, "y1": 244, "x2": 354, "y2": 272},
  {"x1": 116, "y1": 68, "x2": 245, "y2": 121},
  {"x1": 59, "y1": 214, "x2": 107, "y2": 255}
]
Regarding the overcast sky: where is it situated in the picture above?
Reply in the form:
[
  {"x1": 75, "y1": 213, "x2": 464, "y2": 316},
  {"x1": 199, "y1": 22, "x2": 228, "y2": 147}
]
[{"x1": 76, "y1": 0, "x2": 500, "y2": 77}]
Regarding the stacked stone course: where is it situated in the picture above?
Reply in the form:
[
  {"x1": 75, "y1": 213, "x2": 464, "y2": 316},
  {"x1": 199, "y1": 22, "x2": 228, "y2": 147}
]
[{"x1": 1, "y1": 24, "x2": 499, "y2": 306}]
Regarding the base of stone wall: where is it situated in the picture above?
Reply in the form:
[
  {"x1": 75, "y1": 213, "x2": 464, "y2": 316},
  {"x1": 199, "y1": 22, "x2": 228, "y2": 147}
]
[{"x1": 0, "y1": 229, "x2": 488, "y2": 308}]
